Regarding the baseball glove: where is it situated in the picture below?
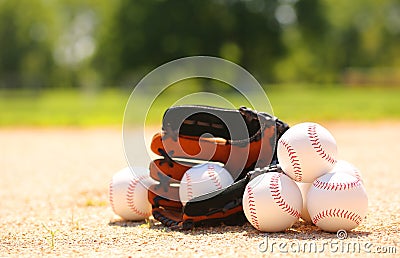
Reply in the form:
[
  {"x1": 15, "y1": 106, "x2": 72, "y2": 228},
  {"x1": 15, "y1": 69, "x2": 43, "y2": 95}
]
[{"x1": 148, "y1": 105, "x2": 289, "y2": 229}]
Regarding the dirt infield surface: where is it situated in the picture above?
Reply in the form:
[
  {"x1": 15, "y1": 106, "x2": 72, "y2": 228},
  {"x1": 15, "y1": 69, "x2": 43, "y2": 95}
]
[{"x1": 0, "y1": 122, "x2": 399, "y2": 257}]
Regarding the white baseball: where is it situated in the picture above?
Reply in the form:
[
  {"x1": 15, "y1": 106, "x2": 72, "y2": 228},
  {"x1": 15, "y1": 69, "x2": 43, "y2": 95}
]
[
  {"x1": 307, "y1": 172, "x2": 368, "y2": 232},
  {"x1": 330, "y1": 160, "x2": 363, "y2": 183},
  {"x1": 277, "y1": 122, "x2": 338, "y2": 183},
  {"x1": 179, "y1": 163, "x2": 233, "y2": 205},
  {"x1": 243, "y1": 172, "x2": 302, "y2": 232},
  {"x1": 296, "y1": 182, "x2": 313, "y2": 223},
  {"x1": 109, "y1": 167, "x2": 156, "y2": 221}
]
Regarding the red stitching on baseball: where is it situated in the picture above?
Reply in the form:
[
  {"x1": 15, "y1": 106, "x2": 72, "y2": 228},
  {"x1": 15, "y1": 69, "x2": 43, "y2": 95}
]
[
  {"x1": 126, "y1": 176, "x2": 151, "y2": 218},
  {"x1": 312, "y1": 208, "x2": 363, "y2": 225},
  {"x1": 109, "y1": 180, "x2": 115, "y2": 213},
  {"x1": 246, "y1": 185, "x2": 260, "y2": 230},
  {"x1": 279, "y1": 139, "x2": 302, "y2": 181},
  {"x1": 313, "y1": 178, "x2": 361, "y2": 191},
  {"x1": 207, "y1": 165, "x2": 223, "y2": 190},
  {"x1": 307, "y1": 124, "x2": 336, "y2": 165},
  {"x1": 270, "y1": 174, "x2": 301, "y2": 218},
  {"x1": 185, "y1": 172, "x2": 193, "y2": 200},
  {"x1": 350, "y1": 167, "x2": 362, "y2": 181}
]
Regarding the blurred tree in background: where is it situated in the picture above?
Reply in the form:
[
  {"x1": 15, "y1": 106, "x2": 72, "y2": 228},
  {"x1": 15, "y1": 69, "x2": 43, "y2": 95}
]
[
  {"x1": 0, "y1": 0, "x2": 56, "y2": 89},
  {"x1": 275, "y1": 0, "x2": 400, "y2": 83},
  {"x1": 94, "y1": 0, "x2": 285, "y2": 86},
  {"x1": 0, "y1": 0, "x2": 399, "y2": 89}
]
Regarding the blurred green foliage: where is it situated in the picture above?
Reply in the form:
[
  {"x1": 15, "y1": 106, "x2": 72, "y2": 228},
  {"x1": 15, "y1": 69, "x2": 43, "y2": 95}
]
[{"x1": 0, "y1": 0, "x2": 399, "y2": 89}]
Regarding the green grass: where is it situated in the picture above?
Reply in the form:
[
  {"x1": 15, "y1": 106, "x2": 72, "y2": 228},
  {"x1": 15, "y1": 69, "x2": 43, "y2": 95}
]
[
  {"x1": 42, "y1": 223, "x2": 58, "y2": 250},
  {"x1": 0, "y1": 89, "x2": 129, "y2": 127},
  {"x1": 267, "y1": 85, "x2": 400, "y2": 123},
  {"x1": 0, "y1": 85, "x2": 399, "y2": 127}
]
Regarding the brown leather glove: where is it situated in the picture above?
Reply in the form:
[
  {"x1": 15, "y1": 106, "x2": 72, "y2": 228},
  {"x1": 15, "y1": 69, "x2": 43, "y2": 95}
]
[{"x1": 148, "y1": 105, "x2": 289, "y2": 229}]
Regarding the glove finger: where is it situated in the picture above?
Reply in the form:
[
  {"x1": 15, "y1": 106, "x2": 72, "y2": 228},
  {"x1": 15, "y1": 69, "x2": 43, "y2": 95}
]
[
  {"x1": 148, "y1": 184, "x2": 182, "y2": 208},
  {"x1": 151, "y1": 132, "x2": 228, "y2": 162},
  {"x1": 182, "y1": 205, "x2": 245, "y2": 227},
  {"x1": 152, "y1": 207, "x2": 183, "y2": 229},
  {"x1": 162, "y1": 105, "x2": 244, "y2": 139},
  {"x1": 149, "y1": 158, "x2": 192, "y2": 182},
  {"x1": 148, "y1": 159, "x2": 192, "y2": 207}
]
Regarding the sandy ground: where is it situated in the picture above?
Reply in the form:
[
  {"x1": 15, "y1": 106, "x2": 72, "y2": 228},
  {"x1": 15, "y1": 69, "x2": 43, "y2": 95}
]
[{"x1": 0, "y1": 122, "x2": 399, "y2": 257}]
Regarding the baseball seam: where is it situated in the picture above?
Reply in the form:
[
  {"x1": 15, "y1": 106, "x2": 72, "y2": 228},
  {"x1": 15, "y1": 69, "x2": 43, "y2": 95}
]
[
  {"x1": 246, "y1": 185, "x2": 260, "y2": 230},
  {"x1": 185, "y1": 173, "x2": 193, "y2": 200},
  {"x1": 307, "y1": 124, "x2": 336, "y2": 164},
  {"x1": 126, "y1": 176, "x2": 151, "y2": 217},
  {"x1": 270, "y1": 174, "x2": 301, "y2": 218},
  {"x1": 109, "y1": 180, "x2": 115, "y2": 213},
  {"x1": 207, "y1": 165, "x2": 223, "y2": 190},
  {"x1": 351, "y1": 168, "x2": 362, "y2": 181},
  {"x1": 313, "y1": 178, "x2": 361, "y2": 191},
  {"x1": 279, "y1": 139, "x2": 302, "y2": 181},
  {"x1": 312, "y1": 208, "x2": 363, "y2": 225}
]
